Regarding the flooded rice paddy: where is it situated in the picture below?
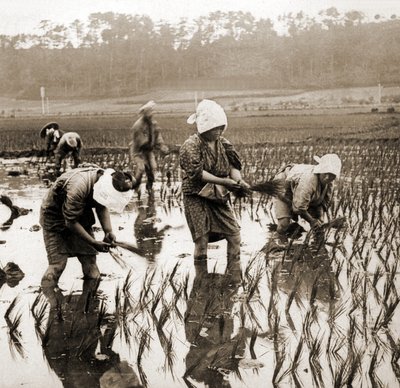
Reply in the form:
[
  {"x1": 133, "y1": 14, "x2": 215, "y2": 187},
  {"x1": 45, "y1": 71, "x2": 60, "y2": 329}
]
[{"x1": 0, "y1": 158, "x2": 399, "y2": 388}]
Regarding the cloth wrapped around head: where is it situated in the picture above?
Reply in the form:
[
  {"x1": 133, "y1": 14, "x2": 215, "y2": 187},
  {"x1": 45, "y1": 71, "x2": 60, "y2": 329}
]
[
  {"x1": 187, "y1": 99, "x2": 228, "y2": 134},
  {"x1": 40, "y1": 122, "x2": 59, "y2": 138},
  {"x1": 93, "y1": 169, "x2": 135, "y2": 213},
  {"x1": 63, "y1": 132, "x2": 80, "y2": 148},
  {"x1": 139, "y1": 100, "x2": 156, "y2": 115},
  {"x1": 313, "y1": 154, "x2": 342, "y2": 177}
]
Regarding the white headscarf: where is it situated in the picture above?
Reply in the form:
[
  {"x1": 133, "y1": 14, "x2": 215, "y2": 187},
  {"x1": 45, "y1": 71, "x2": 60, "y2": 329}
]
[
  {"x1": 187, "y1": 99, "x2": 228, "y2": 134},
  {"x1": 63, "y1": 132, "x2": 80, "y2": 148},
  {"x1": 139, "y1": 100, "x2": 156, "y2": 115},
  {"x1": 313, "y1": 154, "x2": 342, "y2": 177},
  {"x1": 93, "y1": 169, "x2": 134, "y2": 213}
]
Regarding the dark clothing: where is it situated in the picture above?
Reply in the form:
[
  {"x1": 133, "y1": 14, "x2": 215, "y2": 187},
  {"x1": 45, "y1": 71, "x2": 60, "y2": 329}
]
[
  {"x1": 130, "y1": 115, "x2": 167, "y2": 189},
  {"x1": 179, "y1": 134, "x2": 242, "y2": 241},
  {"x1": 183, "y1": 195, "x2": 240, "y2": 242},
  {"x1": 54, "y1": 132, "x2": 82, "y2": 173},
  {"x1": 179, "y1": 134, "x2": 241, "y2": 195},
  {"x1": 45, "y1": 129, "x2": 64, "y2": 155},
  {"x1": 40, "y1": 168, "x2": 102, "y2": 258},
  {"x1": 131, "y1": 115, "x2": 165, "y2": 154}
]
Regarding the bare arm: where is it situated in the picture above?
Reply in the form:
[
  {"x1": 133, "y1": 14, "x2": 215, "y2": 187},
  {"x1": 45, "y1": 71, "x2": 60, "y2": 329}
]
[
  {"x1": 201, "y1": 170, "x2": 241, "y2": 191},
  {"x1": 229, "y1": 167, "x2": 250, "y2": 188},
  {"x1": 66, "y1": 221, "x2": 110, "y2": 251},
  {"x1": 96, "y1": 206, "x2": 116, "y2": 244}
]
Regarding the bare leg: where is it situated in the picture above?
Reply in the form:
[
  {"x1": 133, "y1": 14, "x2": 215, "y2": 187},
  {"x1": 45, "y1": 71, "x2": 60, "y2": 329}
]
[
  {"x1": 145, "y1": 152, "x2": 156, "y2": 192},
  {"x1": 226, "y1": 233, "x2": 241, "y2": 282},
  {"x1": 276, "y1": 217, "x2": 290, "y2": 237},
  {"x1": 194, "y1": 234, "x2": 208, "y2": 262},
  {"x1": 77, "y1": 255, "x2": 100, "y2": 280},
  {"x1": 41, "y1": 261, "x2": 67, "y2": 288}
]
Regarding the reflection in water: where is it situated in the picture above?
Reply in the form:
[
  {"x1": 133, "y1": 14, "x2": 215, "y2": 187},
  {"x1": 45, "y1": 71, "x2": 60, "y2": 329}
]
[
  {"x1": 184, "y1": 261, "x2": 245, "y2": 387},
  {"x1": 42, "y1": 279, "x2": 142, "y2": 388},
  {"x1": 134, "y1": 196, "x2": 166, "y2": 261},
  {"x1": 277, "y1": 244, "x2": 338, "y2": 306},
  {"x1": 0, "y1": 194, "x2": 31, "y2": 230}
]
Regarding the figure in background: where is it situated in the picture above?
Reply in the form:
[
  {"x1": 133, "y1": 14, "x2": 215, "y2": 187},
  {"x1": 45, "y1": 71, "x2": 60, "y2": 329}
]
[
  {"x1": 130, "y1": 101, "x2": 169, "y2": 194},
  {"x1": 54, "y1": 132, "x2": 83, "y2": 176},
  {"x1": 179, "y1": 99, "x2": 249, "y2": 274},
  {"x1": 39, "y1": 122, "x2": 64, "y2": 157},
  {"x1": 40, "y1": 167, "x2": 135, "y2": 288},
  {"x1": 270, "y1": 153, "x2": 342, "y2": 249}
]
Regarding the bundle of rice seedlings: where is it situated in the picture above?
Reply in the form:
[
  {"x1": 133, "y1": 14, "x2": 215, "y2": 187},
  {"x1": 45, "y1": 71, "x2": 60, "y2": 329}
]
[{"x1": 250, "y1": 180, "x2": 285, "y2": 197}]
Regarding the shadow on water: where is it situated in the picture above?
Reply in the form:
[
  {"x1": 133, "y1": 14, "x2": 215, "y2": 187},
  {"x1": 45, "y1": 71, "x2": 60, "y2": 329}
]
[
  {"x1": 278, "y1": 244, "x2": 338, "y2": 305},
  {"x1": 134, "y1": 196, "x2": 167, "y2": 261},
  {"x1": 41, "y1": 279, "x2": 142, "y2": 388},
  {"x1": 184, "y1": 261, "x2": 245, "y2": 387}
]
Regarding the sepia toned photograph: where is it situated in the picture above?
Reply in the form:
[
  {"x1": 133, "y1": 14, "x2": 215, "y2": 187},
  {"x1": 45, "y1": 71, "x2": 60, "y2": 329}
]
[{"x1": 0, "y1": 1, "x2": 399, "y2": 387}]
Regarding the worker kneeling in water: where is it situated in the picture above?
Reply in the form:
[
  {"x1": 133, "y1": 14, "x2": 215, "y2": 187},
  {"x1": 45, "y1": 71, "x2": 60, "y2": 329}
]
[{"x1": 270, "y1": 153, "x2": 342, "y2": 249}]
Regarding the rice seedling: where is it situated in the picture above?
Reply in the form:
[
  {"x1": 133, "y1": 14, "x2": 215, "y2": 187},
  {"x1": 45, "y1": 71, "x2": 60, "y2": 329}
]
[{"x1": 308, "y1": 334, "x2": 324, "y2": 388}]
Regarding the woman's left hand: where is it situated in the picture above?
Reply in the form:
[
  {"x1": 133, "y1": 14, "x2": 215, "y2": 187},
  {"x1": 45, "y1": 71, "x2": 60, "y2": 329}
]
[
  {"x1": 238, "y1": 179, "x2": 250, "y2": 189},
  {"x1": 103, "y1": 232, "x2": 116, "y2": 246}
]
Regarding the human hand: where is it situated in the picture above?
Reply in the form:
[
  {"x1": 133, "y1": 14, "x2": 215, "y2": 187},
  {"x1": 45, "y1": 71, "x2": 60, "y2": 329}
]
[
  {"x1": 93, "y1": 240, "x2": 111, "y2": 252},
  {"x1": 160, "y1": 145, "x2": 169, "y2": 155},
  {"x1": 223, "y1": 178, "x2": 242, "y2": 191},
  {"x1": 238, "y1": 179, "x2": 250, "y2": 189},
  {"x1": 310, "y1": 218, "x2": 323, "y2": 229},
  {"x1": 103, "y1": 232, "x2": 116, "y2": 246}
]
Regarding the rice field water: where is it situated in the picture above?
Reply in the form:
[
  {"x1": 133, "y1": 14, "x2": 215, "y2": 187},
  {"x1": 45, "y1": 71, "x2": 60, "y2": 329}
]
[{"x1": 0, "y1": 111, "x2": 399, "y2": 387}]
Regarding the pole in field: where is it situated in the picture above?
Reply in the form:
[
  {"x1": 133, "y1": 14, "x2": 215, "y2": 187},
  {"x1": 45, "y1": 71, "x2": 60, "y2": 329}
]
[
  {"x1": 40, "y1": 86, "x2": 46, "y2": 115},
  {"x1": 378, "y1": 83, "x2": 382, "y2": 105},
  {"x1": 46, "y1": 97, "x2": 49, "y2": 114}
]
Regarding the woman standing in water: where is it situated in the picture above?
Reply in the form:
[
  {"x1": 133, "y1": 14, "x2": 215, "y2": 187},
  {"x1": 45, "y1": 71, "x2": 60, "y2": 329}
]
[{"x1": 179, "y1": 99, "x2": 249, "y2": 271}]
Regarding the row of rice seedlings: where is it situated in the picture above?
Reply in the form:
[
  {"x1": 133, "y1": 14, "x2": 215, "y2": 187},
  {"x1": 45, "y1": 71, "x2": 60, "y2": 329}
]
[
  {"x1": 30, "y1": 292, "x2": 49, "y2": 340},
  {"x1": 4, "y1": 296, "x2": 24, "y2": 358}
]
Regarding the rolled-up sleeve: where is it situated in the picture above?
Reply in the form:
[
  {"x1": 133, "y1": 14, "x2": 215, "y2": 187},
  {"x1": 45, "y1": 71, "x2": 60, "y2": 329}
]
[
  {"x1": 292, "y1": 175, "x2": 316, "y2": 213},
  {"x1": 221, "y1": 138, "x2": 242, "y2": 170},
  {"x1": 179, "y1": 139, "x2": 203, "y2": 182}
]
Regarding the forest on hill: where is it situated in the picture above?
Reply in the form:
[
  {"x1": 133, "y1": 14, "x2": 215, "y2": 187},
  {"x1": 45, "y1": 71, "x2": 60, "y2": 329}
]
[{"x1": 0, "y1": 8, "x2": 399, "y2": 99}]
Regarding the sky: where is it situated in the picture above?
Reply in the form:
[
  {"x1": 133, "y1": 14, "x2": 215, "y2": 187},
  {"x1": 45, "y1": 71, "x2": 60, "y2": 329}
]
[{"x1": 1, "y1": 0, "x2": 400, "y2": 35}]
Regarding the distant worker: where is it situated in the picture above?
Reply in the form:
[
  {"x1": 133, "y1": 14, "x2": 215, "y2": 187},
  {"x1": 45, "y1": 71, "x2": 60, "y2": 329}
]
[
  {"x1": 54, "y1": 132, "x2": 83, "y2": 176},
  {"x1": 270, "y1": 153, "x2": 342, "y2": 249},
  {"x1": 40, "y1": 122, "x2": 64, "y2": 156},
  {"x1": 40, "y1": 167, "x2": 136, "y2": 288},
  {"x1": 130, "y1": 101, "x2": 169, "y2": 194}
]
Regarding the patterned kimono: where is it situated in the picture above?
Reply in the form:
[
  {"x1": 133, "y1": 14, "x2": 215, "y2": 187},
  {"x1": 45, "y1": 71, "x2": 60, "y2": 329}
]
[{"x1": 179, "y1": 134, "x2": 242, "y2": 242}]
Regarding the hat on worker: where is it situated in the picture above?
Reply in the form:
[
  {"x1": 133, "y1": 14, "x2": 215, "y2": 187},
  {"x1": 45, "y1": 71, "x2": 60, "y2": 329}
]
[
  {"x1": 187, "y1": 99, "x2": 228, "y2": 134},
  {"x1": 313, "y1": 154, "x2": 342, "y2": 177},
  {"x1": 139, "y1": 100, "x2": 156, "y2": 115},
  {"x1": 93, "y1": 169, "x2": 135, "y2": 213},
  {"x1": 40, "y1": 122, "x2": 59, "y2": 138}
]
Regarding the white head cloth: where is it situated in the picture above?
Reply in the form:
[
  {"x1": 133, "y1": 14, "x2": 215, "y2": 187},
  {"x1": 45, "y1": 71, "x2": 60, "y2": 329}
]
[
  {"x1": 93, "y1": 169, "x2": 133, "y2": 213},
  {"x1": 187, "y1": 99, "x2": 228, "y2": 134},
  {"x1": 313, "y1": 154, "x2": 342, "y2": 177}
]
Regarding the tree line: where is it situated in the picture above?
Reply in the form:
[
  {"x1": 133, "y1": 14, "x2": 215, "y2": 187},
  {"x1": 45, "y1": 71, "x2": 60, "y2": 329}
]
[{"x1": 0, "y1": 8, "x2": 399, "y2": 98}]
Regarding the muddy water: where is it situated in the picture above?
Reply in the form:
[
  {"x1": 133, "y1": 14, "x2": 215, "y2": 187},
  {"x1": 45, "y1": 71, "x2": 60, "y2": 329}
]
[{"x1": 1, "y1": 160, "x2": 399, "y2": 388}]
